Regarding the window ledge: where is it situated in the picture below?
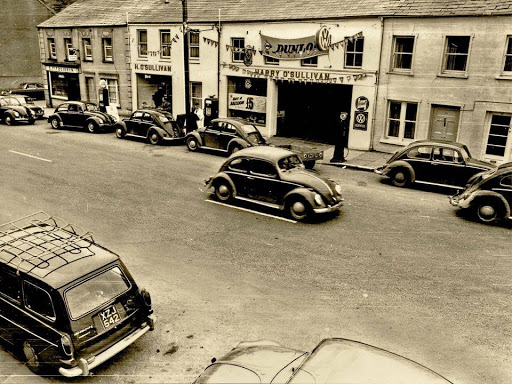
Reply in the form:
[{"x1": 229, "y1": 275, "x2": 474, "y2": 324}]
[
  {"x1": 387, "y1": 70, "x2": 414, "y2": 76},
  {"x1": 437, "y1": 72, "x2": 468, "y2": 79},
  {"x1": 102, "y1": 60, "x2": 114, "y2": 64},
  {"x1": 496, "y1": 74, "x2": 512, "y2": 81},
  {"x1": 379, "y1": 138, "x2": 414, "y2": 146}
]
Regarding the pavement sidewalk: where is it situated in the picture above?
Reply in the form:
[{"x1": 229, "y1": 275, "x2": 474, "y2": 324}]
[{"x1": 319, "y1": 146, "x2": 391, "y2": 172}]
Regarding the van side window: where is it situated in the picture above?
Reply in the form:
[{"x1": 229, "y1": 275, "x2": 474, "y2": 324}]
[
  {"x1": 23, "y1": 281, "x2": 56, "y2": 321},
  {"x1": 0, "y1": 270, "x2": 21, "y2": 302}
]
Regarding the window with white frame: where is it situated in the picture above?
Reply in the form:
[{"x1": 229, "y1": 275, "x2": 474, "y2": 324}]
[
  {"x1": 265, "y1": 56, "x2": 279, "y2": 65},
  {"x1": 189, "y1": 30, "x2": 199, "y2": 59},
  {"x1": 301, "y1": 56, "x2": 318, "y2": 67},
  {"x1": 392, "y1": 36, "x2": 415, "y2": 71},
  {"x1": 232, "y1": 38, "x2": 245, "y2": 62},
  {"x1": 386, "y1": 101, "x2": 418, "y2": 140},
  {"x1": 485, "y1": 114, "x2": 511, "y2": 157},
  {"x1": 48, "y1": 38, "x2": 56, "y2": 59},
  {"x1": 443, "y1": 36, "x2": 470, "y2": 73},
  {"x1": 503, "y1": 36, "x2": 512, "y2": 73},
  {"x1": 100, "y1": 77, "x2": 119, "y2": 106},
  {"x1": 161, "y1": 30, "x2": 172, "y2": 58},
  {"x1": 64, "y1": 38, "x2": 74, "y2": 61},
  {"x1": 82, "y1": 38, "x2": 92, "y2": 61},
  {"x1": 138, "y1": 30, "x2": 147, "y2": 57},
  {"x1": 102, "y1": 38, "x2": 113, "y2": 62},
  {"x1": 345, "y1": 37, "x2": 364, "y2": 68},
  {"x1": 190, "y1": 82, "x2": 202, "y2": 109}
]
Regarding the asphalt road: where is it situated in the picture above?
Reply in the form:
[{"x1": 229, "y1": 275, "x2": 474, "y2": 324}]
[{"x1": 0, "y1": 120, "x2": 511, "y2": 384}]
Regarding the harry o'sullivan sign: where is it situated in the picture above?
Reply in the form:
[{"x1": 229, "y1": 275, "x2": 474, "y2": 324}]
[{"x1": 261, "y1": 26, "x2": 331, "y2": 60}]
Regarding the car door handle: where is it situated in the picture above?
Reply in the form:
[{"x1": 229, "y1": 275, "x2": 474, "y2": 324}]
[{"x1": 247, "y1": 177, "x2": 254, "y2": 180}]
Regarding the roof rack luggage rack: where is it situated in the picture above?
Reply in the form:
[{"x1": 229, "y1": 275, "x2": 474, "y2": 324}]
[{"x1": 0, "y1": 212, "x2": 95, "y2": 276}]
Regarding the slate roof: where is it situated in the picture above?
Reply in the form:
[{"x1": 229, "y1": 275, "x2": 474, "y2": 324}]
[{"x1": 38, "y1": 0, "x2": 512, "y2": 28}]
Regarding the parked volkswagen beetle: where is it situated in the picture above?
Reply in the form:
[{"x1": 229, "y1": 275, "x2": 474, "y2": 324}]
[
  {"x1": 0, "y1": 96, "x2": 35, "y2": 125},
  {"x1": 48, "y1": 101, "x2": 116, "y2": 133}
]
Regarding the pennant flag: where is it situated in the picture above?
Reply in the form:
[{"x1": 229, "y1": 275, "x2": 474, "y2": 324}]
[{"x1": 226, "y1": 44, "x2": 230, "y2": 51}]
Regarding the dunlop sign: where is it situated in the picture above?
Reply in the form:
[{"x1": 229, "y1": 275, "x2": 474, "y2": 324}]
[
  {"x1": 261, "y1": 26, "x2": 331, "y2": 60},
  {"x1": 228, "y1": 93, "x2": 266, "y2": 114}
]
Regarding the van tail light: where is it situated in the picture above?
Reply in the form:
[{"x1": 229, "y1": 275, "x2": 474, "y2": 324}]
[
  {"x1": 61, "y1": 334, "x2": 74, "y2": 357},
  {"x1": 140, "y1": 288, "x2": 152, "y2": 308}
]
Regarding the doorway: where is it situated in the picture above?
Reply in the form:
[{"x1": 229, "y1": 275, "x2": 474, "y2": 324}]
[{"x1": 430, "y1": 105, "x2": 460, "y2": 142}]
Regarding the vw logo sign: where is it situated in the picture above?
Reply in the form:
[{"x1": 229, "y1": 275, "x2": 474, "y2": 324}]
[
  {"x1": 356, "y1": 113, "x2": 366, "y2": 124},
  {"x1": 316, "y1": 26, "x2": 331, "y2": 51}
]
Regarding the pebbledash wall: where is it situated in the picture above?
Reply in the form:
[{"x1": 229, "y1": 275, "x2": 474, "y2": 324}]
[
  {"x1": 373, "y1": 16, "x2": 512, "y2": 164},
  {"x1": 218, "y1": 19, "x2": 383, "y2": 150}
]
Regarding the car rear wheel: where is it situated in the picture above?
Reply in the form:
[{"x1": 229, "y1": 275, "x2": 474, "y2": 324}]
[
  {"x1": 4, "y1": 114, "x2": 13, "y2": 126},
  {"x1": 115, "y1": 126, "x2": 126, "y2": 139},
  {"x1": 475, "y1": 199, "x2": 503, "y2": 224},
  {"x1": 21, "y1": 340, "x2": 44, "y2": 374},
  {"x1": 28, "y1": 119, "x2": 35, "y2": 125},
  {"x1": 148, "y1": 130, "x2": 160, "y2": 145},
  {"x1": 229, "y1": 144, "x2": 242, "y2": 155},
  {"x1": 186, "y1": 136, "x2": 199, "y2": 152},
  {"x1": 87, "y1": 121, "x2": 98, "y2": 133},
  {"x1": 391, "y1": 167, "x2": 410, "y2": 187},
  {"x1": 303, "y1": 160, "x2": 316, "y2": 169},
  {"x1": 214, "y1": 180, "x2": 233, "y2": 202},
  {"x1": 50, "y1": 117, "x2": 60, "y2": 129},
  {"x1": 286, "y1": 197, "x2": 311, "y2": 221}
]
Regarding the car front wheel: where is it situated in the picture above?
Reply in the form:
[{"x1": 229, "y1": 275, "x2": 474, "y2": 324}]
[
  {"x1": 286, "y1": 196, "x2": 311, "y2": 221},
  {"x1": 475, "y1": 199, "x2": 503, "y2": 224},
  {"x1": 4, "y1": 114, "x2": 13, "y2": 126},
  {"x1": 87, "y1": 121, "x2": 98, "y2": 133},
  {"x1": 148, "y1": 130, "x2": 160, "y2": 145},
  {"x1": 115, "y1": 126, "x2": 125, "y2": 139},
  {"x1": 50, "y1": 117, "x2": 60, "y2": 129},
  {"x1": 186, "y1": 136, "x2": 199, "y2": 152},
  {"x1": 391, "y1": 167, "x2": 411, "y2": 187},
  {"x1": 214, "y1": 180, "x2": 233, "y2": 202}
]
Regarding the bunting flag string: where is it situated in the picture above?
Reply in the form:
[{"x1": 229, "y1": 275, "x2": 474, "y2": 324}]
[
  {"x1": 203, "y1": 37, "x2": 219, "y2": 48},
  {"x1": 329, "y1": 31, "x2": 363, "y2": 51}
]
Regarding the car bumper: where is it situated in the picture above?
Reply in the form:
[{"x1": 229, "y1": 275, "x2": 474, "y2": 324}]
[
  {"x1": 374, "y1": 166, "x2": 385, "y2": 175},
  {"x1": 58, "y1": 314, "x2": 156, "y2": 377},
  {"x1": 313, "y1": 199, "x2": 344, "y2": 214}
]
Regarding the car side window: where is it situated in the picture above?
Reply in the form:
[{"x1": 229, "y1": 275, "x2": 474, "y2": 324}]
[
  {"x1": 142, "y1": 113, "x2": 154, "y2": 123},
  {"x1": 228, "y1": 158, "x2": 249, "y2": 173},
  {"x1": 132, "y1": 111, "x2": 143, "y2": 120},
  {"x1": 23, "y1": 281, "x2": 56, "y2": 321},
  {"x1": 68, "y1": 104, "x2": 78, "y2": 112},
  {"x1": 407, "y1": 146, "x2": 432, "y2": 160},
  {"x1": 223, "y1": 123, "x2": 237, "y2": 135},
  {"x1": 211, "y1": 121, "x2": 222, "y2": 131},
  {"x1": 500, "y1": 175, "x2": 512, "y2": 187},
  {"x1": 57, "y1": 104, "x2": 68, "y2": 112},
  {"x1": 250, "y1": 159, "x2": 278, "y2": 178},
  {"x1": 433, "y1": 147, "x2": 463, "y2": 163},
  {"x1": 0, "y1": 269, "x2": 21, "y2": 303}
]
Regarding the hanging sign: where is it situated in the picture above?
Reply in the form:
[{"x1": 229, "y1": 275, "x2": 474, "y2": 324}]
[
  {"x1": 261, "y1": 26, "x2": 331, "y2": 60},
  {"x1": 228, "y1": 93, "x2": 266, "y2": 114},
  {"x1": 355, "y1": 96, "x2": 369, "y2": 111}
]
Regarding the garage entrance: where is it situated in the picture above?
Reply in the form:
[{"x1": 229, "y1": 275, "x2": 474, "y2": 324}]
[{"x1": 277, "y1": 83, "x2": 352, "y2": 144}]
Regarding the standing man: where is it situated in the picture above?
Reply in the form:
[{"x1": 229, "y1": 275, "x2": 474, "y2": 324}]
[
  {"x1": 186, "y1": 103, "x2": 199, "y2": 133},
  {"x1": 330, "y1": 112, "x2": 349, "y2": 163},
  {"x1": 194, "y1": 102, "x2": 204, "y2": 129}
]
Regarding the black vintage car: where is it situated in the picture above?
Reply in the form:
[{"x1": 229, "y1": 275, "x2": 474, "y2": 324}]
[
  {"x1": 0, "y1": 96, "x2": 35, "y2": 125},
  {"x1": 450, "y1": 162, "x2": 512, "y2": 224},
  {"x1": 10, "y1": 82, "x2": 45, "y2": 100},
  {"x1": 48, "y1": 101, "x2": 116, "y2": 133},
  {"x1": 375, "y1": 140, "x2": 494, "y2": 189},
  {"x1": 9, "y1": 94, "x2": 45, "y2": 120},
  {"x1": 114, "y1": 109, "x2": 184, "y2": 145},
  {"x1": 205, "y1": 146, "x2": 343, "y2": 221},
  {"x1": 185, "y1": 117, "x2": 267, "y2": 155},
  {"x1": 0, "y1": 212, "x2": 155, "y2": 376}
]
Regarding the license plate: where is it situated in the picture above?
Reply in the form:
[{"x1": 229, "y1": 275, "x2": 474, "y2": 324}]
[
  {"x1": 98, "y1": 305, "x2": 122, "y2": 330},
  {"x1": 303, "y1": 152, "x2": 323, "y2": 160}
]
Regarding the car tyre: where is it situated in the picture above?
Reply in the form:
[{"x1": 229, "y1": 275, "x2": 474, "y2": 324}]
[
  {"x1": 4, "y1": 114, "x2": 13, "y2": 126},
  {"x1": 229, "y1": 144, "x2": 242, "y2": 155},
  {"x1": 186, "y1": 136, "x2": 199, "y2": 152},
  {"x1": 303, "y1": 160, "x2": 316, "y2": 169},
  {"x1": 50, "y1": 117, "x2": 60, "y2": 129},
  {"x1": 286, "y1": 196, "x2": 311, "y2": 221},
  {"x1": 214, "y1": 180, "x2": 233, "y2": 202},
  {"x1": 474, "y1": 199, "x2": 503, "y2": 224},
  {"x1": 87, "y1": 121, "x2": 98, "y2": 133},
  {"x1": 28, "y1": 119, "x2": 35, "y2": 125},
  {"x1": 21, "y1": 340, "x2": 44, "y2": 375},
  {"x1": 391, "y1": 167, "x2": 411, "y2": 187},
  {"x1": 115, "y1": 126, "x2": 126, "y2": 139},
  {"x1": 148, "y1": 130, "x2": 161, "y2": 145}
]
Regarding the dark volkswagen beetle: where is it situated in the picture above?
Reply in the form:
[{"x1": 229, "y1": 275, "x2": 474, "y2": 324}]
[
  {"x1": 114, "y1": 109, "x2": 184, "y2": 145},
  {"x1": 375, "y1": 140, "x2": 494, "y2": 189},
  {"x1": 0, "y1": 96, "x2": 35, "y2": 125},
  {"x1": 9, "y1": 94, "x2": 45, "y2": 120},
  {"x1": 186, "y1": 117, "x2": 267, "y2": 155},
  {"x1": 205, "y1": 146, "x2": 343, "y2": 221},
  {"x1": 48, "y1": 102, "x2": 116, "y2": 133}
]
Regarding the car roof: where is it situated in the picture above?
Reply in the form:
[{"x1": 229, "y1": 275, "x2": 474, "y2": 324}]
[
  {"x1": 231, "y1": 146, "x2": 295, "y2": 162},
  {"x1": 212, "y1": 117, "x2": 256, "y2": 127},
  {"x1": 0, "y1": 213, "x2": 119, "y2": 289},
  {"x1": 405, "y1": 139, "x2": 466, "y2": 150}
]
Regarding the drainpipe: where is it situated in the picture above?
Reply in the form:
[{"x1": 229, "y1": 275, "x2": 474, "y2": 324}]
[
  {"x1": 369, "y1": 16, "x2": 385, "y2": 151},
  {"x1": 217, "y1": 9, "x2": 221, "y2": 102},
  {"x1": 182, "y1": 0, "x2": 191, "y2": 115}
]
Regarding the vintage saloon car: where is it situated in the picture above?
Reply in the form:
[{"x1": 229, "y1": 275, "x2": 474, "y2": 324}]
[
  {"x1": 375, "y1": 140, "x2": 494, "y2": 189},
  {"x1": 8, "y1": 94, "x2": 45, "y2": 120},
  {"x1": 10, "y1": 82, "x2": 45, "y2": 100},
  {"x1": 48, "y1": 101, "x2": 116, "y2": 133},
  {"x1": 114, "y1": 109, "x2": 184, "y2": 145},
  {"x1": 193, "y1": 338, "x2": 453, "y2": 384},
  {"x1": 0, "y1": 96, "x2": 35, "y2": 125},
  {"x1": 0, "y1": 212, "x2": 155, "y2": 376},
  {"x1": 450, "y1": 162, "x2": 512, "y2": 224},
  {"x1": 205, "y1": 146, "x2": 343, "y2": 221},
  {"x1": 185, "y1": 117, "x2": 267, "y2": 155}
]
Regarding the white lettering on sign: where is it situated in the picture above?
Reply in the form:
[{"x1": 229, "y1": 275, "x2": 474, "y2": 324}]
[
  {"x1": 228, "y1": 93, "x2": 266, "y2": 114},
  {"x1": 134, "y1": 63, "x2": 172, "y2": 72},
  {"x1": 45, "y1": 65, "x2": 79, "y2": 74}
]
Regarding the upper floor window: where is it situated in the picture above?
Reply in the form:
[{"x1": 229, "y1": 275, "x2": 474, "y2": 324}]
[
  {"x1": 82, "y1": 38, "x2": 92, "y2": 61},
  {"x1": 189, "y1": 30, "x2": 200, "y2": 59},
  {"x1": 443, "y1": 36, "x2": 470, "y2": 73},
  {"x1": 161, "y1": 30, "x2": 172, "y2": 58},
  {"x1": 503, "y1": 36, "x2": 512, "y2": 73},
  {"x1": 47, "y1": 38, "x2": 56, "y2": 59},
  {"x1": 64, "y1": 37, "x2": 75, "y2": 61},
  {"x1": 232, "y1": 38, "x2": 245, "y2": 62},
  {"x1": 392, "y1": 36, "x2": 415, "y2": 71},
  {"x1": 102, "y1": 38, "x2": 113, "y2": 62},
  {"x1": 345, "y1": 37, "x2": 364, "y2": 68},
  {"x1": 387, "y1": 100, "x2": 418, "y2": 140},
  {"x1": 264, "y1": 56, "x2": 279, "y2": 65},
  {"x1": 301, "y1": 56, "x2": 318, "y2": 67},
  {"x1": 138, "y1": 29, "x2": 147, "y2": 57}
]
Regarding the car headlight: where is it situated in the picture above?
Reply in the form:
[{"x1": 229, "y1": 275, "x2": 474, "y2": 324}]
[
  {"x1": 335, "y1": 184, "x2": 342, "y2": 195},
  {"x1": 14, "y1": 111, "x2": 20, "y2": 117},
  {"x1": 314, "y1": 193, "x2": 324, "y2": 206}
]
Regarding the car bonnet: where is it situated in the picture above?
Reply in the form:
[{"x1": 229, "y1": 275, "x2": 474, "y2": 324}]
[{"x1": 466, "y1": 158, "x2": 495, "y2": 170}]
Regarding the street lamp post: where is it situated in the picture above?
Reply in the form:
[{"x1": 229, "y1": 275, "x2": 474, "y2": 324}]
[{"x1": 182, "y1": 0, "x2": 191, "y2": 117}]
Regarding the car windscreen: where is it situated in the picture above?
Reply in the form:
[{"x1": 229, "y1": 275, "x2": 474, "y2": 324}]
[
  {"x1": 241, "y1": 125, "x2": 265, "y2": 144},
  {"x1": 278, "y1": 155, "x2": 305, "y2": 170},
  {"x1": 65, "y1": 266, "x2": 130, "y2": 319}
]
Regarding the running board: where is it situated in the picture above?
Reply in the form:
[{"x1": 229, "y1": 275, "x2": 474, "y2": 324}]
[
  {"x1": 235, "y1": 196, "x2": 280, "y2": 209},
  {"x1": 125, "y1": 133, "x2": 147, "y2": 139},
  {"x1": 414, "y1": 180, "x2": 461, "y2": 190}
]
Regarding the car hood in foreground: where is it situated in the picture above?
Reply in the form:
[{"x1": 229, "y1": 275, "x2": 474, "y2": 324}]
[
  {"x1": 466, "y1": 158, "x2": 495, "y2": 170},
  {"x1": 281, "y1": 169, "x2": 337, "y2": 196},
  {"x1": 6, "y1": 105, "x2": 30, "y2": 116}
]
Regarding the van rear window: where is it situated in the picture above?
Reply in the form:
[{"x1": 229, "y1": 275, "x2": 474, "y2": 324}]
[{"x1": 65, "y1": 266, "x2": 130, "y2": 319}]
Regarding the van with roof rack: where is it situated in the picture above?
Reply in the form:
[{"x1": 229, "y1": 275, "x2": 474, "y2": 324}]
[{"x1": 0, "y1": 212, "x2": 155, "y2": 376}]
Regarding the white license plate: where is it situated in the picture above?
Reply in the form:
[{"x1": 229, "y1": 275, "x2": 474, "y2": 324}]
[{"x1": 98, "y1": 305, "x2": 122, "y2": 330}]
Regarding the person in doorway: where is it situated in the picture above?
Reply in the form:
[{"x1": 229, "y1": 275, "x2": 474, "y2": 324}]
[
  {"x1": 194, "y1": 102, "x2": 204, "y2": 129},
  {"x1": 152, "y1": 87, "x2": 164, "y2": 108},
  {"x1": 186, "y1": 103, "x2": 200, "y2": 133},
  {"x1": 330, "y1": 112, "x2": 349, "y2": 163}
]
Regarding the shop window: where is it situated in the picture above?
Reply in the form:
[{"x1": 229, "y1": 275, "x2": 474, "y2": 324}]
[
  {"x1": 23, "y1": 281, "x2": 55, "y2": 321},
  {"x1": 485, "y1": 114, "x2": 511, "y2": 157},
  {"x1": 161, "y1": 30, "x2": 172, "y2": 58},
  {"x1": 50, "y1": 73, "x2": 68, "y2": 98},
  {"x1": 102, "y1": 38, "x2": 113, "y2": 62},
  {"x1": 301, "y1": 56, "x2": 318, "y2": 67},
  {"x1": 82, "y1": 38, "x2": 92, "y2": 61},
  {"x1": 64, "y1": 38, "x2": 76, "y2": 61},
  {"x1": 0, "y1": 269, "x2": 20, "y2": 302},
  {"x1": 265, "y1": 55, "x2": 279, "y2": 65},
  {"x1": 190, "y1": 82, "x2": 202, "y2": 109},
  {"x1": 443, "y1": 36, "x2": 471, "y2": 73},
  {"x1": 138, "y1": 29, "x2": 147, "y2": 57},
  {"x1": 503, "y1": 36, "x2": 512, "y2": 73},
  {"x1": 47, "y1": 38, "x2": 56, "y2": 60},
  {"x1": 100, "y1": 77, "x2": 119, "y2": 106},
  {"x1": 386, "y1": 101, "x2": 418, "y2": 141},
  {"x1": 232, "y1": 38, "x2": 245, "y2": 62},
  {"x1": 189, "y1": 30, "x2": 200, "y2": 59},
  {"x1": 345, "y1": 37, "x2": 364, "y2": 68},
  {"x1": 392, "y1": 36, "x2": 415, "y2": 71}
]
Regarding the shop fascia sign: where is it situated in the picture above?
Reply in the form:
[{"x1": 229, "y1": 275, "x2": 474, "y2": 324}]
[
  {"x1": 261, "y1": 26, "x2": 331, "y2": 60},
  {"x1": 133, "y1": 63, "x2": 172, "y2": 73},
  {"x1": 228, "y1": 92, "x2": 266, "y2": 114},
  {"x1": 45, "y1": 65, "x2": 79, "y2": 74}
]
